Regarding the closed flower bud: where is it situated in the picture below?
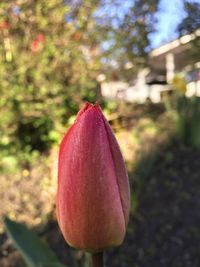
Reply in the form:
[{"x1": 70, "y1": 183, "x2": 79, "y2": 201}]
[{"x1": 56, "y1": 103, "x2": 130, "y2": 252}]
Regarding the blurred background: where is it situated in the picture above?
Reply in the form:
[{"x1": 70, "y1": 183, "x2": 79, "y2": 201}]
[{"x1": 0, "y1": 0, "x2": 200, "y2": 266}]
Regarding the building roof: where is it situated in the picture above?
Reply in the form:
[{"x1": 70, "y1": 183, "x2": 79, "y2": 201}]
[
  {"x1": 150, "y1": 29, "x2": 200, "y2": 57},
  {"x1": 147, "y1": 29, "x2": 200, "y2": 74}
]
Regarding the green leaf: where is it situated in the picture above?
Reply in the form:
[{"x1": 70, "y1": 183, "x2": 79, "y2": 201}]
[{"x1": 4, "y1": 217, "x2": 64, "y2": 267}]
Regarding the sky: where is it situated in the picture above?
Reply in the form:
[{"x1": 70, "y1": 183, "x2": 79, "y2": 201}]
[
  {"x1": 151, "y1": 0, "x2": 187, "y2": 48},
  {"x1": 96, "y1": 0, "x2": 190, "y2": 50}
]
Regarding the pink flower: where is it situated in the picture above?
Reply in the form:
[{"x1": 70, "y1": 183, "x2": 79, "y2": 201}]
[{"x1": 56, "y1": 103, "x2": 130, "y2": 252}]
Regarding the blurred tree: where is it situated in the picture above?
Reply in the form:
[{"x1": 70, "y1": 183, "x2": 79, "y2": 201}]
[
  {"x1": 177, "y1": 1, "x2": 200, "y2": 61},
  {"x1": 95, "y1": 0, "x2": 160, "y2": 80},
  {"x1": 0, "y1": 0, "x2": 101, "y2": 162},
  {"x1": 177, "y1": 1, "x2": 200, "y2": 35},
  {"x1": 0, "y1": 0, "x2": 160, "y2": 169}
]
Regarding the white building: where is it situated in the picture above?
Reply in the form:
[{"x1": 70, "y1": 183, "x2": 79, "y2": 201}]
[{"x1": 101, "y1": 30, "x2": 200, "y2": 103}]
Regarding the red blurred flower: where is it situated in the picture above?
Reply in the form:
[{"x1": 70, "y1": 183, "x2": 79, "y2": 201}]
[
  {"x1": 37, "y1": 33, "x2": 45, "y2": 43},
  {"x1": 31, "y1": 40, "x2": 39, "y2": 52},
  {"x1": 56, "y1": 103, "x2": 130, "y2": 252},
  {"x1": 31, "y1": 34, "x2": 45, "y2": 52},
  {"x1": 0, "y1": 21, "x2": 9, "y2": 30},
  {"x1": 73, "y1": 31, "x2": 82, "y2": 41}
]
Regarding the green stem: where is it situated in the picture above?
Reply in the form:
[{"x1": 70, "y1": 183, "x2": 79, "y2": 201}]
[{"x1": 91, "y1": 252, "x2": 104, "y2": 267}]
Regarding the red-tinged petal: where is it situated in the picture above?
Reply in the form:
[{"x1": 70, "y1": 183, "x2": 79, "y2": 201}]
[
  {"x1": 57, "y1": 103, "x2": 130, "y2": 252},
  {"x1": 100, "y1": 113, "x2": 130, "y2": 227}
]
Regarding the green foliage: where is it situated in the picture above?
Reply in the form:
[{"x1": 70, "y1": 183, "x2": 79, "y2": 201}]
[
  {"x1": 0, "y1": 1, "x2": 160, "y2": 172},
  {"x1": 176, "y1": 96, "x2": 200, "y2": 148},
  {"x1": 0, "y1": 1, "x2": 101, "y2": 172},
  {"x1": 4, "y1": 217, "x2": 64, "y2": 267}
]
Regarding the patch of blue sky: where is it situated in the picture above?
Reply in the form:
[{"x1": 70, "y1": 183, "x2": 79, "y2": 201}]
[
  {"x1": 150, "y1": 0, "x2": 187, "y2": 48},
  {"x1": 94, "y1": 0, "x2": 133, "y2": 28}
]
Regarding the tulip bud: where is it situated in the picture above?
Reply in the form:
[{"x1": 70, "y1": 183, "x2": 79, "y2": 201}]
[{"x1": 56, "y1": 103, "x2": 130, "y2": 252}]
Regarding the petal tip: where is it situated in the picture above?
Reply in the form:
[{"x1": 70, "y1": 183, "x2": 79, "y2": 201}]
[{"x1": 76, "y1": 102, "x2": 101, "y2": 120}]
